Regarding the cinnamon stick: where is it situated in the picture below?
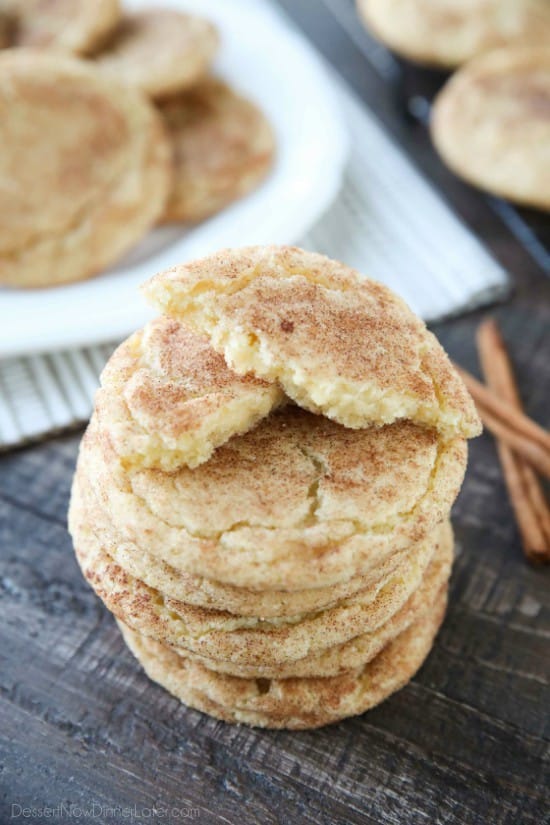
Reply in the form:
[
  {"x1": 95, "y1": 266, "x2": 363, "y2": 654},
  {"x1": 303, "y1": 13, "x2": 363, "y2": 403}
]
[
  {"x1": 476, "y1": 405, "x2": 550, "y2": 480},
  {"x1": 456, "y1": 365, "x2": 550, "y2": 456},
  {"x1": 477, "y1": 318, "x2": 550, "y2": 564}
]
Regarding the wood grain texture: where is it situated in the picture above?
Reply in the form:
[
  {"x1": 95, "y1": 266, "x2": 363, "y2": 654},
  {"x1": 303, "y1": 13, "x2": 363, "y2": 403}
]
[{"x1": 1, "y1": 2, "x2": 549, "y2": 823}]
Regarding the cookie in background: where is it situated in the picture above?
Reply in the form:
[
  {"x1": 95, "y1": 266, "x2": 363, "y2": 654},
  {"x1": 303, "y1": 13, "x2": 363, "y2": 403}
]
[
  {"x1": 0, "y1": 5, "x2": 276, "y2": 289},
  {"x1": 431, "y1": 47, "x2": 550, "y2": 211},
  {"x1": 0, "y1": 50, "x2": 170, "y2": 288},
  {"x1": 93, "y1": 8, "x2": 219, "y2": 99},
  {"x1": 159, "y1": 78, "x2": 276, "y2": 223},
  {"x1": 356, "y1": 0, "x2": 550, "y2": 69},
  {"x1": 0, "y1": 0, "x2": 121, "y2": 54}
]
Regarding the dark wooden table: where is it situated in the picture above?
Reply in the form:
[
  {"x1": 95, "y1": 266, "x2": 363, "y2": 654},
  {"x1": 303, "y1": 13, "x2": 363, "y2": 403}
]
[{"x1": 1, "y1": 2, "x2": 549, "y2": 823}]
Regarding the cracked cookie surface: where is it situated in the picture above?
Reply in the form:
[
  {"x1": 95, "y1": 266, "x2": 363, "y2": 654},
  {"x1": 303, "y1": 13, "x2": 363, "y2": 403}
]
[
  {"x1": 144, "y1": 246, "x2": 481, "y2": 437},
  {"x1": 96, "y1": 317, "x2": 284, "y2": 471},
  {"x1": 67, "y1": 241, "x2": 470, "y2": 729},
  {"x1": 73, "y1": 465, "x2": 441, "y2": 619},
  {"x1": 75, "y1": 405, "x2": 467, "y2": 590},
  {"x1": 70, "y1": 473, "x2": 452, "y2": 676},
  {"x1": 70, "y1": 478, "x2": 443, "y2": 669}
]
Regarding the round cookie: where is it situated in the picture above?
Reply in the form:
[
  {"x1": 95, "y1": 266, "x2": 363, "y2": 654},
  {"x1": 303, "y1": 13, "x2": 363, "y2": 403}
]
[
  {"x1": 117, "y1": 590, "x2": 447, "y2": 729},
  {"x1": 0, "y1": 0, "x2": 121, "y2": 54},
  {"x1": 432, "y1": 47, "x2": 550, "y2": 211},
  {"x1": 0, "y1": 51, "x2": 170, "y2": 288},
  {"x1": 159, "y1": 78, "x2": 275, "y2": 223},
  {"x1": 143, "y1": 246, "x2": 481, "y2": 438},
  {"x1": 357, "y1": 0, "x2": 550, "y2": 69},
  {"x1": 73, "y1": 466, "x2": 447, "y2": 619},
  {"x1": 71, "y1": 486, "x2": 438, "y2": 671},
  {"x1": 96, "y1": 317, "x2": 284, "y2": 471},
  {"x1": 74, "y1": 407, "x2": 467, "y2": 591},
  {"x1": 94, "y1": 10, "x2": 218, "y2": 99},
  {"x1": 192, "y1": 532, "x2": 452, "y2": 679},
  {"x1": 175, "y1": 527, "x2": 452, "y2": 678}
]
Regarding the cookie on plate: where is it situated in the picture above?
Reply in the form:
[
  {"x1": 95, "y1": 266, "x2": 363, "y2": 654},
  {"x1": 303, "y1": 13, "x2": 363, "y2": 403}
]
[
  {"x1": 0, "y1": 51, "x2": 170, "y2": 288},
  {"x1": 159, "y1": 78, "x2": 275, "y2": 222},
  {"x1": 94, "y1": 9, "x2": 218, "y2": 99},
  {"x1": 432, "y1": 47, "x2": 550, "y2": 211},
  {"x1": 357, "y1": 0, "x2": 550, "y2": 68},
  {"x1": 0, "y1": 0, "x2": 121, "y2": 54}
]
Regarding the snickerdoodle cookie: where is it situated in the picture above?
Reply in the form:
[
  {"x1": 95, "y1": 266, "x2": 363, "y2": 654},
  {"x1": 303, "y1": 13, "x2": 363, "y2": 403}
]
[
  {"x1": 70, "y1": 473, "x2": 452, "y2": 678},
  {"x1": 117, "y1": 589, "x2": 447, "y2": 729},
  {"x1": 0, "y1": 51, "x2": 170, "y2": 288},
  {"x1": 357, "y1": 0, "x2": 550, "y2": 68},
  {"x1": 73, "y1": 465, "x2": 448, "y2": 619},
  {"x1": 71, "y1": 489, "x2": 438, "y2": 671},
  {"x1": 432, "y1": 47, "x2": 550, "y2": 211},
  {"x1": 159, "y1": 78, "x2": 275, "y2": 222},
  {"x1": 67, "y1": 243, "x2": 480, "y2": 729},
  {"x1": 144, "y1": 246, "x2": 481, "y2": 437},
  {"x1": 96, "y1": 317, "x2": 284, "y2": 471},
  {"x1": 0, "y1": 0, "x2": 121, "y2": 54},
  {"x1": 76, "y1": 407, "x2": 467, "y2": 591},
  {"x1": 94, "y1": 9, "x2": 218, "y2": 99}
]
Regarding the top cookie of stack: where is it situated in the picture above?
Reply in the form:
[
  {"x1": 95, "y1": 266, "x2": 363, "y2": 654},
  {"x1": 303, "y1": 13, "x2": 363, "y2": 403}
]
[
  {"x1": 69, "y1": 245, "x2": 481, "y2": 728},
  {"x1": 144, "y1": 245, "x2": 480, "y2": 439}
]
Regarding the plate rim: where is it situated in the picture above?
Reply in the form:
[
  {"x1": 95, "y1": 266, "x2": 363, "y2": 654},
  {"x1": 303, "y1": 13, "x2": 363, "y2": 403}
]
[{"x1": 0, "y1": 0, "x2": 348, "y2": 358}]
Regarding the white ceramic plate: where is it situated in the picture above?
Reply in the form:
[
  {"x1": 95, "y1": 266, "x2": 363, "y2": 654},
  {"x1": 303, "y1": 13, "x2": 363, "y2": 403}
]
[{"x1": 0, "y1": 0, "x2": 347, "y2": 357}]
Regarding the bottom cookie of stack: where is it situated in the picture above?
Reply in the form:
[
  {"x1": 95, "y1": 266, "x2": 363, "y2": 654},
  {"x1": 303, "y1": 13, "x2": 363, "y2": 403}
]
[{"x1": 118, "y1": 588, "x2": 447, "y2": 730}]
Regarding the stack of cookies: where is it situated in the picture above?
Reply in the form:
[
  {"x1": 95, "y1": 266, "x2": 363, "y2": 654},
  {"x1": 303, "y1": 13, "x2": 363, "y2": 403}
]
[{"x1": 69, "y1": 246, "x2": 481, "y2": 729}]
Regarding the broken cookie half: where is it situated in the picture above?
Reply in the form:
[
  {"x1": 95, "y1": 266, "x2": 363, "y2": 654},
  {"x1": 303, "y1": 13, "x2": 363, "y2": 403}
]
[
  {"x1": 96, "y1": 316, "x2": 285, "y2": 472},
  {"x1": 143, "y1": 245, "x2": 482, "y2": 439}
]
